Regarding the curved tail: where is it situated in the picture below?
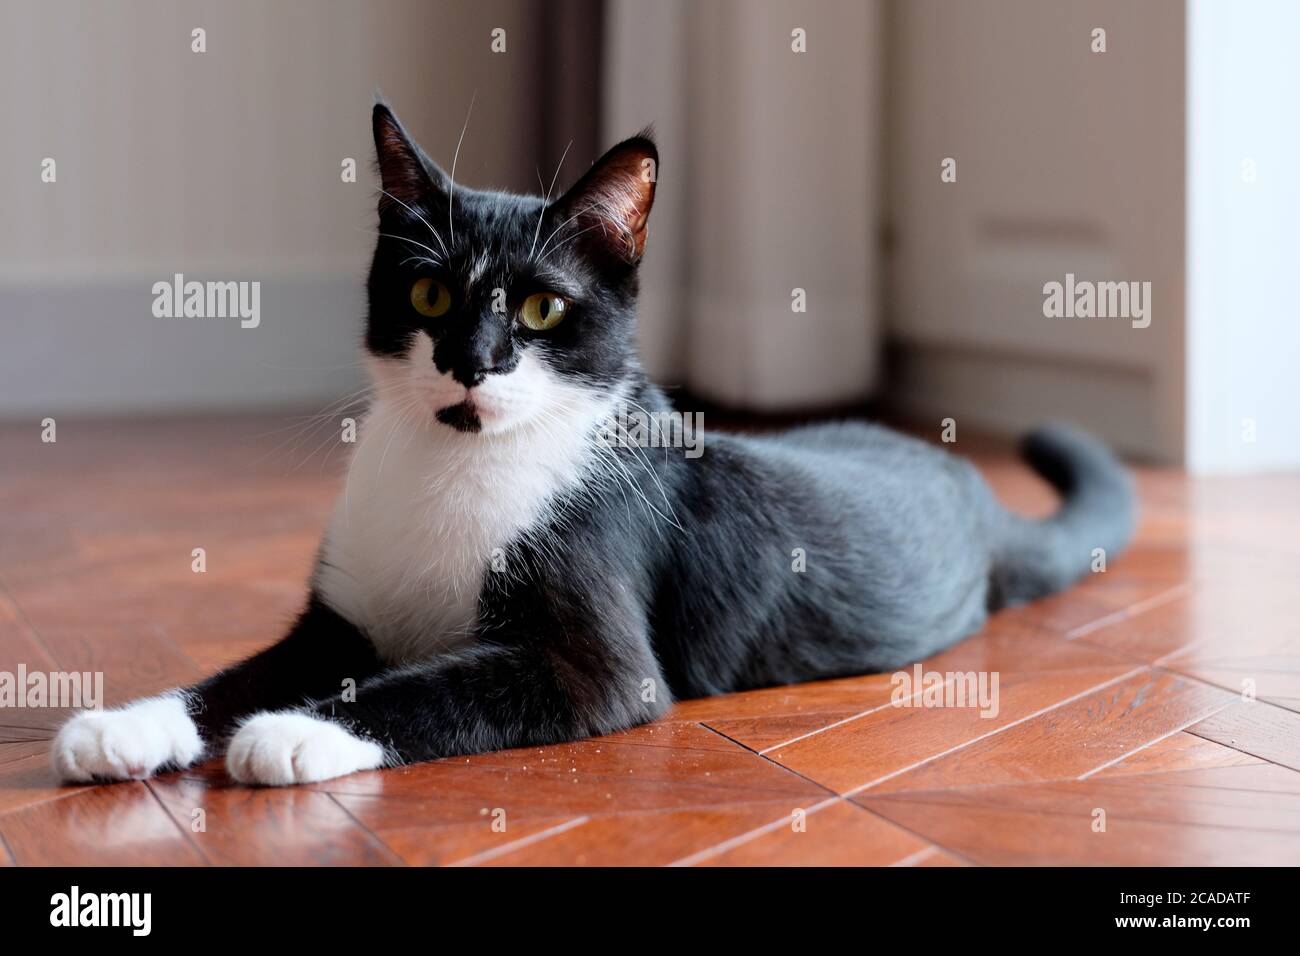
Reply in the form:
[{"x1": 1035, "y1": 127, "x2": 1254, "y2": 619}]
[{"x1": 990, "y1": 424, "x2": 1137, "y2": 609}]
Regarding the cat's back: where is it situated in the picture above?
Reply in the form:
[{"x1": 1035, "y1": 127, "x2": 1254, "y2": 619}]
[{"x1": 722, "y1": 420, "x2": 976, "y2": 502}]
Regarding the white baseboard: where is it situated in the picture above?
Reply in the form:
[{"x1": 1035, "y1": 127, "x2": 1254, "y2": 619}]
[
  {"x1": 0, "y1": 275, "x2": 366, "y2": 418},
  {"x1": 885, "y1": 340, "x2": 1163, "y2": 462}
]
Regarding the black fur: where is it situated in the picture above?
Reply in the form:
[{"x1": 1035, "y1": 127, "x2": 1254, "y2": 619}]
[
  {"x1": 176, "y1": 104, "x2": 1136, "y2": 770},
  {"x1": 187, "y1": 596, "x2": 382, "y2": 741}
]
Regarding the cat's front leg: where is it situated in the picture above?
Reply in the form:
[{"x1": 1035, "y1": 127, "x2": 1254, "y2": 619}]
[
  {"x1": 50, "y1": 692, "x2": 204, "y2": 783},
  {"x1": 51, "y1": 595, "x2": 382, "y2": 782},
  {"x1": 224, "y1": 619, "x2": 667, "y2": 786},
  {"x1": 224, "y1": 710, "x2": 387, "y2": 785}
]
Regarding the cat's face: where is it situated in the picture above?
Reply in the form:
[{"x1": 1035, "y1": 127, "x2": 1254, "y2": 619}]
[{"x1": 365, "y1": 104, "x2": 656, "y2": 436}]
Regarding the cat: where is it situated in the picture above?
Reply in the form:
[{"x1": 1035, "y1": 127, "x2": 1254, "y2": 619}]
[{"x1": 51, "y1": 103, "x2": 1135, "y2": 786}]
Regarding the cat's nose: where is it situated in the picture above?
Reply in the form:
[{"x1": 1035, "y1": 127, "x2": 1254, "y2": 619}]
[
  {"x1": 449, "y1": 353, "x2": 504, "y2": 388},
  {"x1": 445, "y1": 326, "x2": 509, "y2": 387}
]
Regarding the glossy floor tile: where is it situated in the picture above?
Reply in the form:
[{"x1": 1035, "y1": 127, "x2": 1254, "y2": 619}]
[{"x1": 0, "y1": 417, "x2": 1296, "y2": 865}]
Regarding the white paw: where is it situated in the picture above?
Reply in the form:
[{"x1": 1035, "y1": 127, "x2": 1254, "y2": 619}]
[
  {"x1": 51, "y1": 693, "x2": 204, "y2": 782},
  {"x1": 225, "y1": 711, "x2": 385, "y2": 786}
]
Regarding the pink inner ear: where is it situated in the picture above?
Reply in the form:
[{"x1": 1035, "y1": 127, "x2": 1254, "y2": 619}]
[
  {"x1": 376, "y1": 118, "x2": 428, "y2": 207},
  {"x1": 584, "y1": 155, "x2": 655, "y2": 260}
]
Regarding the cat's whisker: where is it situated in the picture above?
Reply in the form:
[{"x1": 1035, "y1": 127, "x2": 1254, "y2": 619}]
[
  {"x1": 378, "y1": 188, "x2": 450, "y2": 259},
  {"x1": 373, "y1": 392, "x2": 425, "y2": 489},
  {"x1": 333, "y1": 383, "x2": 425, "y2": 516},
  {"x1": 448, "y1": 91, "x2": 477, "y2": 245},
  {"x1": 585, "y1": 390, "x2": 685, "y2": 532},
  {"x1": 250, "y1": 403, "x2": 361, "y2": 443},
  {"x1": 279, "y1": 380, "x2": 411, "y2": 471},
  {"x1": 255, "y1": 383, "x2": 374, "y2": 433},
  {"x1": 360, "y1": 229, "x2": 444, "y2": 264},
  {"x1": 530, "y1": 139, "x2": 573, "y2": 259},
  {"x1": 583, "y1": 196, "x2": 637, "y2": 257},
  {"x1": 534, "y1": 216, "x2": 580, "y2": 262},
  {"x1": 618, "y1": 438, "x2": 682, "y2": 529},
  {"x1": 538, "y1": 221, "x2": 606, "y2": 265},
  {"x1": 579, "y1": 435, "x2": 635, "y2": 524},
  {"x1": 247, "y1": 384, "x2": 380, "y2": 467},
  {"x1": 568, "y1": 408, "x2": 675, "y2": 538},
  {"x1": 253, "y1": 358, "x2": 372, "y2": 374},
  {"x1": 536, "y1": 201, "x2": 624, "y2": 264},
  {"x1": 290, "y1": 416, "x2": 362, "y2": 473}
]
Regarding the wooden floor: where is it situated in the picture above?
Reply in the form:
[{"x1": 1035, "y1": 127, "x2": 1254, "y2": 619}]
[{"x1": 1, "y1": 415, "x2": 1298, "y2": 866}]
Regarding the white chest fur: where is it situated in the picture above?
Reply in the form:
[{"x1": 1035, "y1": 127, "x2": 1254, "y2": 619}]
[{"x1": 314, "y1": 389, "x2": 607, "y2": 663}]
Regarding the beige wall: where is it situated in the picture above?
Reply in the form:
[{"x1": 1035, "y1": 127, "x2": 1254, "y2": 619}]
[
  {"x1": 883, "y1": 0, "x2": 1186, "y2": 462},
  {"x1": 604, "y1": 0, "x2": 885, "y2": 409},
  {"x1": 0, "y1": 0, "x2": 584, "y2": 415},
  {"x1": 0, "y1": 0, "x2": 548, "y2": 282}
]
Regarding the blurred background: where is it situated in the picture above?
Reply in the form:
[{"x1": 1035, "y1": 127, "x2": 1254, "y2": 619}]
[{"x1": 1, "y1": 0, "x2": 1297, "y2": 472}]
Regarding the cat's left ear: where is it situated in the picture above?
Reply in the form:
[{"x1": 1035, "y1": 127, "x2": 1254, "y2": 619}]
[
  {"x1": 548, "y1": 133, "x2": 658, "y2": 264},
  {"x1": 372, "y1": 103, "x2": 450, "y2": 214}
]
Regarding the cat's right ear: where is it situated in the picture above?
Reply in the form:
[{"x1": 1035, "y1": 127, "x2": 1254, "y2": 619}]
[
  {"x1": 547, "y1": 132, "x2": 658, "y2": 266},
  {"x1": 372, "y1": 104, "x2": 450, "y2": 214}
]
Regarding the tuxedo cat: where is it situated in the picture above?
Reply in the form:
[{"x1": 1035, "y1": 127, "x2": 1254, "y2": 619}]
[{"x1": 52, "y1": 104, "x2": 1134, "y2": 785}]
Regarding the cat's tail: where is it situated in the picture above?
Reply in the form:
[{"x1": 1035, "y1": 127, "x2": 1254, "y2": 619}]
[{"x1": 989, "y1": 423, "x2": 1136, "y2": 608}]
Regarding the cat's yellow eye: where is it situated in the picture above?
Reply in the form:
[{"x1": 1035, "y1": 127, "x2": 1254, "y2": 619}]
[
  {"x1": 519, "y1": 292, "x2": 568, "y2": 331},
  {"x1": 410, "y1": 278, "x2": 452, "y2": 318}
]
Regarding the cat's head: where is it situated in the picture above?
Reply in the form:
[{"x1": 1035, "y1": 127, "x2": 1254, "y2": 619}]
[{"x1": 365, "y1": 103, "x2": 657, "y2": 436}]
